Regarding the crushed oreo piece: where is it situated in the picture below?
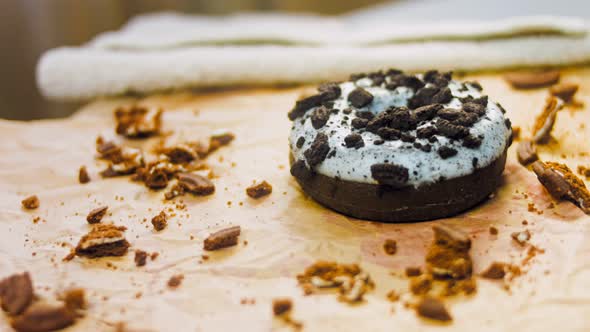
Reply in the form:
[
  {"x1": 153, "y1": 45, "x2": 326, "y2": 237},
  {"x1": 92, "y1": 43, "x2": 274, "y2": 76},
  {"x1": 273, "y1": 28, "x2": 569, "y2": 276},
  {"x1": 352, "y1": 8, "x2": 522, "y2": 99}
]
[
  {"x1": 356, "y1": 110, "x2": 375, "y2": 120},
  {"x1": 303, "y1": 133, "x2": 330, "y2": 167},
  {"x1": 400, "y1": 133, "x2": 416, "y2": 143},
  {"x1": 144, "y1": 168, "x2": 169, "y2": 190},
  {"x1": 373, "y1": 139, "x2": 384, "y2": 145},
  {"x1": 288, "y1": 94, "x2": 325, "y2": 120},
  {"x1": 11, "y1": 303, "x2": 76, "y2": 332},
  {"x1": 311, "y1": 106, "x2": 330, "y2": 129},
  {"x1": 75, "y1": 224, "x2": 129, "y2": 258},
  {"x1": 318, "y1": 82, "x2": 342, "y2": 100},
  {"x1": 435, "y1": 119, "x2": 469, "y2": 139},
  {"x1": 296, "y1": 137, "x2": 305, "y2": 149},
  {"x1": 386, "y1": 74, "x2": 425, "y2": 91},
  {"x1": 436, "y1": 108, "x2": 462, "y2": 121},
  {"x1": 424, "y1": 70, "x2": 451, "y2": 87},
  {"x1": 351, "y1": 117, "x2": 368, "y2": 129},
  {"x1": 416, "y1": 296, "x2": 452, "y2": 322},
  {"x1": 517, "y1": 140, "x2": 539, "y2": 166},
  {"x1": 290, "y1": 159, "x2": 313, "y2": 181},
  {"x1": 204, "y1": 226, "x2": 241, "y2": 251},
  {"x1": 414, "y1": 104, "x2": 443, "y2": 122},
  {"x1": 347, "y1": 88, "x2": 374, "y2": 108},
  {"x1": 344, "y1": 133, "x2": 365, "y2": 149},
  {"x1": 376, "y1": 127, "x2": 401, "y2": 141},
  {"x1": 86, "y1": 206, "x2": 108, "y2": 224},
  {"x1": 461, "y1": 102, "x2": 486, "y2": 116},
  {"x1": 462, "y1": 135, "x2": 483, "y2": 149},
  {"x1": 370, "y1": 163, "x2": 409, "y2": 187},
  {"x1": 21, "y1": 195, "x2": 39, "y2": 210},
  {"x1": 151, "y1": 211, "x2": 167, "y2": 231},
  {"x1": 405, "y1": 267, "x2": 422, "y2": 277},
  {"x1": 416, "y1": 126, "x2": 437, "y2": 139},
  {"x1": 134, "y1": 250, "x2": 148, "y2": 267},
  {"x1": 246, "y1": 180, "x2": 273, "y2": 199},
  {"x1": 409, "y1": 87, "x2": 438, "y2": 109},
  {"x1": 438, "y1": 146, "x2": 458, "y2": 159},
  {"x1": 176, "y1": 172, "x2": 215, "y2": 196},
  {"x1": 163, "y1": 145, "x2": 197, "y2": 164},
  {"x1": 208, "y1": 131, "x2": 235, "y2": 154},
  {"x1": 78, "y1": 166, "x2": 90, "y2": 184},
  {"x1": 115, "y1": 105, "x2": 162, "y2": 138},
  {"x1": 0, "y1": 272, "x2": 33, "y2": 315}
]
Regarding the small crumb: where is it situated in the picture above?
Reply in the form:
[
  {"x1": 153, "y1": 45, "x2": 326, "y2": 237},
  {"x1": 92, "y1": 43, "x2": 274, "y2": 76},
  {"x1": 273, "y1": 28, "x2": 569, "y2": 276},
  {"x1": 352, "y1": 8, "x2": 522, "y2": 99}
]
[
  {"x1": 272, "y1": 298, "x2": 292, "y2": 316},
  {"x1": 246, "y1": 180, "x2": 273, "y2": 199},
  {"x1": 405, "y1": 267, "x2": 422, "y2": 277},
  {"x1": 383, "y1": 239, "x2": 397, "y2": 255},
  {"x1": 511, "y1": 230, "x2": 531, "y2": 246},
  {"x1": 21, "y1": 195, "x2": 39, "y2": 210},
  {"x1": 167, "y1": 274, "x2": 184, "y2": 289},
  {"x1": 62, "y1": 288, "x2": 86, "y2": 310},
  {"x1": 386, "y1": 290, "x2": 399, "y2": 302},
  {"x1": 78, "y1": 166, "x2": 90, "y2": 184},
  {"x1": 134, "y1": 250, "x2": 148, "y2": 267},
  {"x1": 481, "y1": 262, "x2": 507, "y2": 279},
  {"x1": 203, "y1": 226, "x2": 241, "y2": 251},
  {"x1": 86, "y1": 206, "x2": 108, "y2": 224},
  {"x1": 489, "y1": 226, "x2": 499, "y2": 235},
  {"x1": 415, "y1": 296, "x2": 452, "y2": 322},
  {"x1": 151, "y1": 211, "x2": 167, "y2": 231}
]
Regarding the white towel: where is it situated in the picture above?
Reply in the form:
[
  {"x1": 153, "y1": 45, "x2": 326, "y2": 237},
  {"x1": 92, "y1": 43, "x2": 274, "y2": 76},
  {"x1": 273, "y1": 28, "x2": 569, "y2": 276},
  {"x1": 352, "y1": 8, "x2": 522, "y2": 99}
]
[{"x1": 37, "y1": 13, "x2": 590, "y2": 100}]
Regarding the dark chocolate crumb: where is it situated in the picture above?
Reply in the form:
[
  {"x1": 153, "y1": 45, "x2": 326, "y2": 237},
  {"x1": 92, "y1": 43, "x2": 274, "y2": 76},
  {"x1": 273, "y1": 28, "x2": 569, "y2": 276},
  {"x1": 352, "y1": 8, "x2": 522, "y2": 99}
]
[
  {"x1": 311, "y1": 106, "x2": 330, "y2": 129},
  {"x1": 462, "y1": 135, "x2": 483, "y2": 148},
  {"x1": 344, "y1": 133, "x2": 365, "y2": 149},
  {"x1": 351, "y1": 118, "x2": 368, "y2": 129},
  {"x1": 356, "y1": 110, "x2": 375, "y2": 120},
  {"x1": 86, "y1": 206, "x2": 108, "y2": 224},
  {"x1": 78, "y1": 166, "x2": 90, "y2": 184},
  {"x1": 134, "y1": 250, "x2": 148, "y2": 267},
  {"x1": 416, "y1": 126, "x2": 437, "y2": 139},
  {"x1": 303, "y1": 133, "x2": 330, "y2": 167},
  {"x1": 246, "y1": 181, "x2": 273, "y2": 199},
  {"x1": 204, "y1": 226, "x2": 241, "y2": 251},
  {"x1": 438, "y1": 146, "x2": 458, "y2": 159},
  {"x1": 296, "y1": 137, "x2": 305, "y2": 149},
  {"x1": 414, "y1": 104, "x2": 443, "y2": 122},
  {"x1": 348, "y1": 88, "x2": 374, "y2": 108},
  {"x1": 373, "y1": 139, "x2": 384, "y2": 145},
  {"x1": 370, "y1": 163, "x2": 409, "y2": 187}
]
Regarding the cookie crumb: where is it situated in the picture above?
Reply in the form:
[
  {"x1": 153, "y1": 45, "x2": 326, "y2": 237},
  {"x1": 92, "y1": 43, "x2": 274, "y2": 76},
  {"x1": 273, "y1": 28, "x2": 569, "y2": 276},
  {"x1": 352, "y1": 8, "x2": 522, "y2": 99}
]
[
  {"x1": 75, "y1": 224, "x2": 129, "y2": 258},
  {"x1": 0, "y1": 272, "x2": 34, "y2": 315},
  {"x1": 134, "y1": 250, "x2": 148, "y2": 267},
  {"x1": 21, "y1": 196, "x2": 39, "y2": 210},
  {"x1": 405, "y1": 267, "x2": 422, "y2": 277},
  {"x1": 151, "y1": 211, "x2": 168, "y2": 231},
  {"x1": 511, "y1": 230, "x2": 531, "y2": 246},
  {"x1": 62, "y1": 288, "x2": 86, "y2": 311},
  {"x1": 11, "y1": 303, "x2": 76, "y2": 332},
  {"x1": 203, "y1": 226, "x2": 241, "y2": 251},
  {"x1": 383, "y1": 239, "x2": 397, "y2": 255},
  {"x1": 246, "y1": 181, "x2": 273, "y2": 199},
  {"x1": 489, "y1": 226, "x2": 499, "y2": 235},
  {"x1": 272, "y1": 298, "x2": 292, "y2": 316},
  {"x1": 78, "y1": 166, "x2": 90, "y2": 184},
  {"x1": 517, "y1": 140, "x2": 539, "y2": 166},
  {"x1": 86, "y1": 206, "x2": 108, "y2": 224},
  {"x1": 481, "y1": 262, "x2": 507, "y2": 279},
  {"x1": 504, "y1": 70, "x2": 560, "y2": 89},
  {"x1": 167, "y1": 274, "x2": 184, "y2": 289},
  {"x1": 415, "y1": 296, "x2": 452, "y2": 322}
]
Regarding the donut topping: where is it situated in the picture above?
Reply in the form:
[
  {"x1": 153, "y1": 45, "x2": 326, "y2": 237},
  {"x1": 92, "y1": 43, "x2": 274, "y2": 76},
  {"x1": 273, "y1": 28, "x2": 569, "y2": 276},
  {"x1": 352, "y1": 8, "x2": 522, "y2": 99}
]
[{"x1": 370, "y1": 163, "x2": 409, "y2": 187}]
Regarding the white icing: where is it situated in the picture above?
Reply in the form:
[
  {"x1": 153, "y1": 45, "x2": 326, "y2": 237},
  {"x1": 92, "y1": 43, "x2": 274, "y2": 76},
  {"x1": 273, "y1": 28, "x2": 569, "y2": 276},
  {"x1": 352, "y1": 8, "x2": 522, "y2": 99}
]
[{"x1": 289, "y1": 78, "x2": 511, "y2": 188}]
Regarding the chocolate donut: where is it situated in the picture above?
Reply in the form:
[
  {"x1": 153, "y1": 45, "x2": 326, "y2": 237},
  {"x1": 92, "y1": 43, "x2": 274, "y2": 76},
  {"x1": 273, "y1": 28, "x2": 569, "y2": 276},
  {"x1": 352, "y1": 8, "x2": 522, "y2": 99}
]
[{"x1": 288, "y1": 70, "x2": 512, "y2": 222}]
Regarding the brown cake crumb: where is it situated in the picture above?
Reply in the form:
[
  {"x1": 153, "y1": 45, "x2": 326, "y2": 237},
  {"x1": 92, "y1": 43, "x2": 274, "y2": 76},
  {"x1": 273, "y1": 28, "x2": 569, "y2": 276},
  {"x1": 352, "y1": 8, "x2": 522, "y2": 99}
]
[
  {"x1": 0, "y1": 272, "x2": 33, "y2": 315},
  {"x1": 511, "y1": 230, "x2": 531, "y2": 246},
  {"x1": 21, "y1": 195, "x2": 39, "y2": 210},
  {"x1": 203, "y1": 226, "x2": 241, "y2": 251},
  {"x1": 246, "y1": 180, "x2": 273, "y2": 199},
  {"x1": 415, "y1": 296, "x2": 452, "y2": 322},
  {"x1": 86, "y1": 206, "x2": 108, "y2": 224},
  {"x1": 489, "y1": 226, "x2": 499, "y2": 235},
  {"x1": 410, "y1": 274, "x2": 433, "y2": 295},
  {"x1": 481, "y1": 262, "x2": 507, "y2": 279},
  {"x1": 532, "y1": 97, "x2": 562, "y2": 144},
  {"x1": 167, "y1": 274, "x2": 184, "y2": 288},
  {"x1": 208, "y1": 132, "x2": 235, "y2": 155},
  {"x1": 11, "y1": 303, "x2": 76, "y2": 332},
  {"x1": 176, "y1": 172, "x2": 215, "y2": 196},
  {"x1": 151, "y1": 211, "x2": 167, "y2": 231},
  {"x1": 62, "y1": 288, "x2": 86, "y2": 311},
  {"x1": 296, "y1": 261, "x2": 374, "y2": 303},
  {"x1": 383, "y1": 239, "x2": 397, "y2": 255},
  {"x1": 517, "y1": 140, "x2": 539, "y2": 166},
  {"x1": 386, "y1": 290, "x2": 400, "y2": 302},
  {"x1": 114, "y1": 105, "x2": 162, "y2": 138},
  {"x1": 75, "y1": 224, "x2": 130, "y2": 258},
  {"x1": 405, "y1": 267, "x2": 422, "y2": 277},
  {"x1": 427, "y1": 225, "x2": 472, "y2": 279},
  {"x1": 503, "y1": 70, "x2": 560, "y2": 89},
  {"x1": 134, "y1": 250, "x2": 148, "y2": 267},
  {"x1": 78, "y1": 166, "x2": 90, "y2": 184},
  {"x1": 272, "y1": 298, "x2": 292, "y2": 316},
  {"x1": 578, "y1": 165, "x2": 590, "y2": 179},
  {"x1": 550, "y1": 83, "x2": 579, "y2": 103},
  {"x1": 532, "y1": 161, "x2": 590, "y2": 214}
]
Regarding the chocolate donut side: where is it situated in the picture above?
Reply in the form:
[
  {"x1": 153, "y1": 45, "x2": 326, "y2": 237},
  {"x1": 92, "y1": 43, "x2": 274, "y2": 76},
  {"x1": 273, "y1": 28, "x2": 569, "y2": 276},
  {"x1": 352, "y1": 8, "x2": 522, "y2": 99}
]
[{"x1": 289, "y1": 149, "x2": 507, "y2": 222}]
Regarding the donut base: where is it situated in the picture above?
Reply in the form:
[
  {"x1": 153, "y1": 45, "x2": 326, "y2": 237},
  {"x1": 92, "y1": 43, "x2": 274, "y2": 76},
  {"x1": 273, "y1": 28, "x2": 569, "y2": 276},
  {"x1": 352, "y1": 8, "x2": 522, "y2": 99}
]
[{"x1": 290, "y1": 151, "x2": 507, "y2": 222}]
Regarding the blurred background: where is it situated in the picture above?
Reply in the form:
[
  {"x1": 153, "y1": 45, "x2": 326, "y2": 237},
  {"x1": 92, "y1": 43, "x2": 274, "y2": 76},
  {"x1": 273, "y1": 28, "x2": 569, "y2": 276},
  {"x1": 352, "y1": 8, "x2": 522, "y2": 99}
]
[
  {"x1": 0, "y1": 0, "x2": 387, "y2": 121},
  {"x1": 1, "y1": 0, "x2": 588, "y2": 120}
]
